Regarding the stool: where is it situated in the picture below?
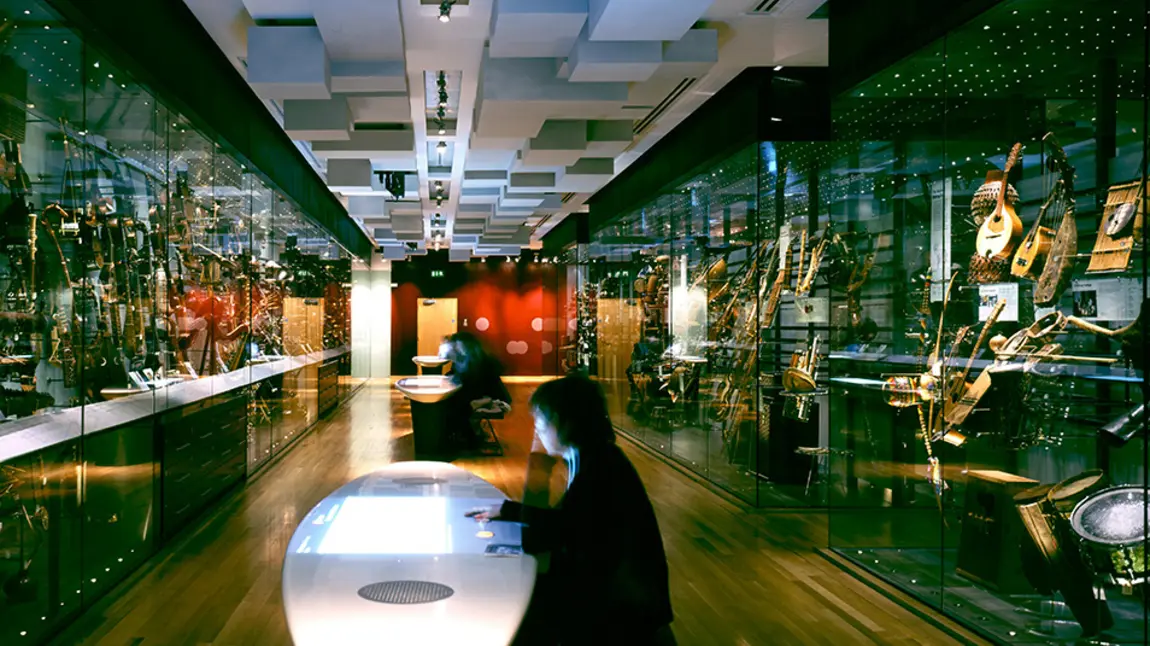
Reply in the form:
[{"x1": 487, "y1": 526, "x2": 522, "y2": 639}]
[
  {"x1": 471, "y1": 410, "x2": 504, "y2": 456},
  {"x1": 795, "y1": 446, "x2": 854, "y2": 499}
]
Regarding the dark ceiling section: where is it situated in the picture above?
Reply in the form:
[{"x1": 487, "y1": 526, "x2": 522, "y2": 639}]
[
  {"x1": 809, "y1": 1, "x2": 829, "y2": 19},
  {"x1": 543, "y1": 67, "x2": 831, "y2": 253},
  {"x1": 828, "y1": 0, "x2": 1003, "y2": 96},
  {"x1": 835, "y1": 0, "x2": 1146, "y2": 146},
  {"x1": 45, "y1": 0, "x2": 376, "y2": 261}
]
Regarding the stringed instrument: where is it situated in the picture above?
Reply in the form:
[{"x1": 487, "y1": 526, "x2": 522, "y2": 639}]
[
  {"x1": 1011, "y1": 136, "x2": 1061, "y2": 279},
  {"x1": 941, "y1": 299, "x2": 1006, "y2": 427},
  {"x1": 976, "y1": 144, "x2": 1025, "y2": 260},
  {"x1": 1033, "y1": 136, "x2": 1077, "y2": 306}
]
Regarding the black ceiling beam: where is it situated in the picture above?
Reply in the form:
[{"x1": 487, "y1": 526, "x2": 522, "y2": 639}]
[
  {"x1": 828, "y1": 0, "x2": 1003, "y2": 96},
  {"x1": 543, "y1": 66, "x2": 830, "y2": 253},
  {"x1": 44, "y1": 0, "x2": 375, "y2": 260}
]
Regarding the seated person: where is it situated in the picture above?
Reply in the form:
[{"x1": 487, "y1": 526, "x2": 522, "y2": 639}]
[
  {"x1": 442, "y1": 331, "x2": 511, "y2": 448},
  {"x1": 467, "y1": 373, "x2": 675, "y2": 645}
]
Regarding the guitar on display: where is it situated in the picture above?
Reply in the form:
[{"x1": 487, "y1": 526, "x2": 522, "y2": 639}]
[{"x1": 976, "y1": 143, "x2": 1024, "y2": 261}]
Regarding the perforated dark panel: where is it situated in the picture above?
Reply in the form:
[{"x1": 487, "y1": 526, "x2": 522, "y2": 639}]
[{"x1": 357, "y1": 581, "x2": 455, "y2": 605}]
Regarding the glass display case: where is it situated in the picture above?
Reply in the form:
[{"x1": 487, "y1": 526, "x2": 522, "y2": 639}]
[
  {"x1": 565, "y1": 1, "x2": 1148, "y2": 640},
  {"x1": 575, "y1": 143, "x2": 846, "y2": 505},
  {"x1": 822, "y1": 0, "x2": 1148, "y2": 643},
  {"x1": 0, "y1": 2, "x2": 359, "y2": 642}
]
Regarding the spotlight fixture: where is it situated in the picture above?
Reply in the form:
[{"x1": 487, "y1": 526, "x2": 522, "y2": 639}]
[
  {"x1": 436, "y1": 141, "x2": 448, "y2": 154},
  {"x1": 438, "y1": 1, "x2": 454, "y2": 23},
  {"x1": 436, "y1": 197, "x2": 444, "y2": 207},
  {"x1": 437, "y1": 124, "x2": 447, "y2": 135},
  {"x1": 435, "y1": 181, "x2": 444, "y2": 193},
  {"x1": 383, "y1": 171, "x2": 406, "y2": 199}
]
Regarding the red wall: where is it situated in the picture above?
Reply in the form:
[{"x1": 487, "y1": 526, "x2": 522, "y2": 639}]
[{"x1": 391, "y1": 257, "x2": 560, "y2": 376}]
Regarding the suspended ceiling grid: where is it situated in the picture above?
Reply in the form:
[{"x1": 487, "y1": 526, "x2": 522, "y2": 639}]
[{"x1": 183, "y1": 0, "x2": 828, "y2": 260}]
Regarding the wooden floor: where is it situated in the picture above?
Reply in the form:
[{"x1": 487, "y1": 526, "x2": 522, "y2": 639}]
[{"x1": 51, "y1": 380, "x2": 987, "y2": 646}]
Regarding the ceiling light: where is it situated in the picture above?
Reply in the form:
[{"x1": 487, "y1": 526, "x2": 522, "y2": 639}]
[
  {"x1": 774, "y1": 65, "x2": 784, "y2": 71},
  {"x1": 438, "y1": 127, "x2": 447, "y2": 135},
  {"x1": 438, "y1": 0, "x2": 454, "y2": 22},
  {"x1": 436, "y1": 141, "x2": 447, "y2": 153}
]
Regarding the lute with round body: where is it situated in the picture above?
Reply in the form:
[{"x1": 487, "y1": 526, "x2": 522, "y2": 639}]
[
  {"x1": 976, "y1": 143, "x2": 1025, "y2": 260},
  {"x1": 1011, "y1": 135, "x2": 1066, "y2": 278}
]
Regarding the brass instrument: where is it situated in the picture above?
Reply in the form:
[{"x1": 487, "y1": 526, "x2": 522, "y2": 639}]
[
  {"x1": 782, "y1": 332, "x2": 821, "y2": 422},
  {"x1": 794, "y1": 224, "x2": 831, "y2": 297}
]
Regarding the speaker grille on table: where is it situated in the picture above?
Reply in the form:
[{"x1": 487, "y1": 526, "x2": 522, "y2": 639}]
[{"x1": 357, "y1": 581, "x2": 455, "y2": 605}]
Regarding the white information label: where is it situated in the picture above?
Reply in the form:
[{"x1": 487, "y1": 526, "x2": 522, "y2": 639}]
[
  {"x1": 1071, "y1": 277, "x2": 1143, "y2": 321},
  {"x1": 794, "y1": 296, "x2": 830, "y2": 324},
  {"x1": 930, "y1": 178, "x2": 953, "y2": 302},
  {"x1": 978, "y1": 282, "x2": 1019, "y2": 322}
]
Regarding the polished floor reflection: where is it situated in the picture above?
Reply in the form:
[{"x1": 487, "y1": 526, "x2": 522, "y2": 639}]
[{"x1": 50, "y1": 380, "x2": 986, "y2": 645}]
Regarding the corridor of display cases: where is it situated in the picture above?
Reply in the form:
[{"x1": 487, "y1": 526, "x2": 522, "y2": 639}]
[{"x1": 2, "y1": 0, "x2": 1149, "y2": 644}]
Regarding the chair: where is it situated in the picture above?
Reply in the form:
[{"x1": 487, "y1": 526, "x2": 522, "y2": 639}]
[{"x1": 470, "y1": 407, "x2": 505, "y2": 456}]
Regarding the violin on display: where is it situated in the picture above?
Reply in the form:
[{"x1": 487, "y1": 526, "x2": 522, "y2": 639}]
[{"x1": 975, "y1": 143, "x2": 1024, "y2": 261}]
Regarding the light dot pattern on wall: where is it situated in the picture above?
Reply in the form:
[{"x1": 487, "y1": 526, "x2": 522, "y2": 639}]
[
  {"x1": 531, "y1": 317, "x2": 543, "y2": 332},
  {"x1": 542, "y1": 341, "x2": 553, "y2": 355},
  {"x1": 506, "y1": 341, "x2": 528, "y2": 355},
  {"x1": 475, "y1": 317, "x2": 489, "y2": 331}
]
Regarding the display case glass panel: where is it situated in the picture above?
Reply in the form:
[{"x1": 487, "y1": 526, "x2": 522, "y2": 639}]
[
  {"x1": 825, "y1": 1, "x2": 1149, "y2": 643},
  {"x1": 586, "y1": 145, "x2": 776, "y2": 503},
  {"x1": 0, "y1": 0, "x2": 359, "y2": 640}
]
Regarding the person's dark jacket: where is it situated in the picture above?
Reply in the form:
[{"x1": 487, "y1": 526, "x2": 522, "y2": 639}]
[
  {"x1": 453, "y1": 356, "x2": 511, "y2": 405},
  {"x1": 444, "y1": 356, "x2": 510, "y2": 438},
  {"x1": 499, "y1": 443, "x2": 673, "y2": 642}
]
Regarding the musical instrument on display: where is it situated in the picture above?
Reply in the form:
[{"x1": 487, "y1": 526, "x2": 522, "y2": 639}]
[
  {"x1": 1100, "y1": 402, "x2": 1146, "y2": 444},
  {"x1": 939, "y1": 298, "x2": 1005, "y2": 428},
  {"x1": 975, "y1": 143, "x2": 1025, "y2": 261},
  {"x1": 1048, "y1": 470, "x2": 1108, "y2": 518},
  {"x1": 955, "y1": 470, "x2": 1039, "y2": 593},
  {"x1": 1014, "y1": 483, "x2": 1114, "y2": 636},
  {"x1": 1070, "y1": 486, "x2": 1149, "y2": 588},
  {"x1": 1010, "y1": 135, "x2": 1064, "y2": 279},
  {"x1": 1087, "y1": 180, "x2": 1144, "y2": 274},
  {"x1": 1033, "y1": 135, "x2": 1077, "y2": 305},
  {"x1": 782, "y1": 333, "x2": 820, "y2": 422},
  {"x1": 794, "y1": 225, "x2": 830, "y2": 297}
]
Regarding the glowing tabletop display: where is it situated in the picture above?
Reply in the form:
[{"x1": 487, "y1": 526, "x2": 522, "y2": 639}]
[
  {"x1": 283, "y1": 461, "x2": 537, "y2": 646},
  {"x1": 394, "y1": 375, "x2": 460, "y2": 404}
]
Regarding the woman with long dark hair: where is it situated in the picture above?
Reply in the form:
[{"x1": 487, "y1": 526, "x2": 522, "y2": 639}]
[
  {"x1": 467, "y1": 373, "x2": 675, "y2": 645},
  {"x1": 442, "y1": 331, "x2": 510, "y2": 450}
]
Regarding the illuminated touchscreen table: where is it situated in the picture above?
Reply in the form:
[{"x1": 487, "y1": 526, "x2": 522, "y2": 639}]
[{"x1": 283, "y1": 461, "x2": 537, "y2": 646}]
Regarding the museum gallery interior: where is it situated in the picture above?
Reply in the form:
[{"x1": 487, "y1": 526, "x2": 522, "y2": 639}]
[{"x1": 0, "y1": 0, "x2": 1147, "y2": 644}]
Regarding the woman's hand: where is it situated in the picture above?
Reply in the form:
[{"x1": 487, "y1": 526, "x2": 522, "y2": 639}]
[{"x1": 464, "y1": 504, "x2": 502, "y2": 522}]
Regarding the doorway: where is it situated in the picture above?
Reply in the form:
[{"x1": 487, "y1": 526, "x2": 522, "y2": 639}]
[{"x1": 417, "y1": 298, "x2": 458, "y2": 357}]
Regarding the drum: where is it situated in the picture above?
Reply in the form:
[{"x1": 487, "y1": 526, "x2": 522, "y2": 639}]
[
  {"x1": 1070, "y1": 486, "x2": 1148, "y2": 587},
  {"x1": 1048, "y1": 470, "x2": 1108, "y2": 518},
  {"x1": 1014, "y1": 485, "x2": 1114, "y2": 636}
]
